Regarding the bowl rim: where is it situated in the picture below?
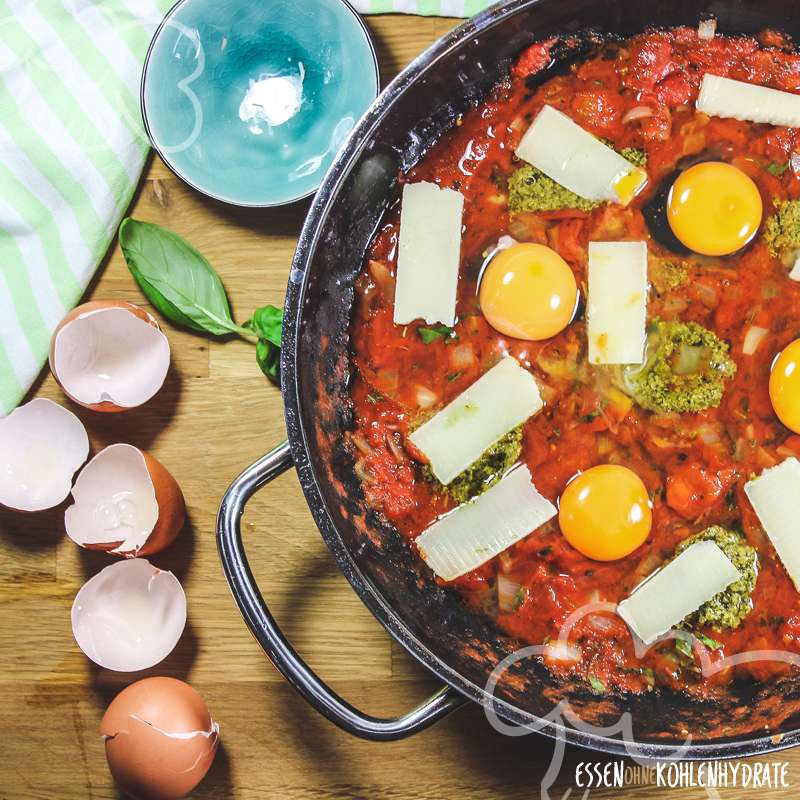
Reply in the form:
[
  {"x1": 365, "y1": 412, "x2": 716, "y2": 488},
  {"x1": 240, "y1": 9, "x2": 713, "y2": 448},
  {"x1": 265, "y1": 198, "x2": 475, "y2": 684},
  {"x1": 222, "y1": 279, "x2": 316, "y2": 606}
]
[{"x1": 139, "y1": 0, "x2": 380, "y2": 208}]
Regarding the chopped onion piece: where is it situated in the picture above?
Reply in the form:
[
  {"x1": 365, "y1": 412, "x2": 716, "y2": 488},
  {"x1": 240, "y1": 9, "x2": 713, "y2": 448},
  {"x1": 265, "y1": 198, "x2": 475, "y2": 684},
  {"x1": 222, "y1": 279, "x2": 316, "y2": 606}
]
[
  {"x1": 622, "y1": 106, "x2": 654, "y2": 124},
  {"x1": 416, "y1": 465, "x2": 556, "y2": 581},
  {"x1": 617, "y1": 541, "x2": 740, "y2": 644},
  {"x1": 497, "y1": 575, "x2": 522, "y2": 612},
  {"x1": 449, "y1": 343, "x2": 476, "y2": 370},
  {"x1": 415, "y1": 386, "x2": 439, "y2": 409},
  {"x1": 698, "y1": 18, "x2": 717, "y2": 40},
  {"x1": 544, "y1": 641, "x2": 582, "y2": 663},
  {"x1": 743, "y1": 326, "x2": 769, "y2": 355}
]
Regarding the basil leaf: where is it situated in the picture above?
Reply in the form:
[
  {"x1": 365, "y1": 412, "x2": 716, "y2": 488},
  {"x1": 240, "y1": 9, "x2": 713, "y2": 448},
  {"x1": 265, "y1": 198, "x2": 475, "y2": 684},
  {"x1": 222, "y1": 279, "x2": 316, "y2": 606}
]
[
  {"x1": 246, "y1": 304, "x2": 283, "y2": 385},
  {"x1": 588, "y1": 675, "x2": 606, "y2": 694},
  {"x1": 418, "y1": 324, "x2": 455, "y2": 344},
  {"x1": 766, "y1": 161, "x2": 790, "y2": 177},
  {"x1": 255, "y1": 339, "x2": 281, "y2": 385},
  {"x1": 697, "y1": 633, "x2": 723, "y2": 650},
  {"x1": 119, "y1": 218, "x2": 245, "y2": 337},
  {"x1": 244, "y1": 304, "x2": 282, "y2": 347},
  {"x1": 675, "y1": 636, "x2": 694, "y2": 660}
]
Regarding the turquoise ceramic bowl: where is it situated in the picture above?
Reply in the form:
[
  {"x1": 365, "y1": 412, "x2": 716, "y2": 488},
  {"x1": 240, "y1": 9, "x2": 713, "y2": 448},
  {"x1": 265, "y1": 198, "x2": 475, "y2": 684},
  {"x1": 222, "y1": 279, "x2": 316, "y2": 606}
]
[{"x1": 141, "y1": 0, "x2": 379, "y2": 206}]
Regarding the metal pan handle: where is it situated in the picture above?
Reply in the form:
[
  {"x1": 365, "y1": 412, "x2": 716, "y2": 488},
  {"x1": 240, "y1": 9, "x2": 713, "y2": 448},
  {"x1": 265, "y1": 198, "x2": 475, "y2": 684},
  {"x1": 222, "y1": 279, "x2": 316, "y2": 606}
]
[{"x1": 216, "y1": 440, "x2": 467, "y2": 740}]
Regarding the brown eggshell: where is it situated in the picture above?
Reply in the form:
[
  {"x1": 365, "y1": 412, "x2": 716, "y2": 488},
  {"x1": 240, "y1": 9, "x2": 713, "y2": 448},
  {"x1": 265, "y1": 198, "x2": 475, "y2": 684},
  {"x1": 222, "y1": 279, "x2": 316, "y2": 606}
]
[
  {"x1": 49, "y1": 300, "x2": 168, "y2": 413},
  {"x1": 65, "y1": 444, "x2": 185, "y2": 557},
  {"x1": 136, "y1": 450, "x2": 186, "y2": 556},
  {"x1": 0, "y1": 398, "x2": 89, "y2": 513},
  {"x1": 101, "y1": 677, "x2": 219, "y2": 800}
]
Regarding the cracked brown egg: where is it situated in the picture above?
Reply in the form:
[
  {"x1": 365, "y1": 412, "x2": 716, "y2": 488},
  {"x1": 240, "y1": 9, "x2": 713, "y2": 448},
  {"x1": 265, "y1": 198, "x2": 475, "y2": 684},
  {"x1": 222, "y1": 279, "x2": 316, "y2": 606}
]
[{"x1": 101, "y1": 677, "x2": 219, "y2": 800}]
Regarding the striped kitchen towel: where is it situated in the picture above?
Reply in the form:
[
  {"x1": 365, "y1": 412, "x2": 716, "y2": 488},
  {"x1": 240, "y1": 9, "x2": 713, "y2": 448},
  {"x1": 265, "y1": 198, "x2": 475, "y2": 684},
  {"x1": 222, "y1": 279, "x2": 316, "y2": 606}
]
[
  {"x1": 0, "y1": 0, "x2": 174, "y2": 415},
  {"x1": 0, "y1": 0, "x2": 490, "y2": 416},
  {"x1": 351, "y1": 0, "x2": 492, "y2": 14}
]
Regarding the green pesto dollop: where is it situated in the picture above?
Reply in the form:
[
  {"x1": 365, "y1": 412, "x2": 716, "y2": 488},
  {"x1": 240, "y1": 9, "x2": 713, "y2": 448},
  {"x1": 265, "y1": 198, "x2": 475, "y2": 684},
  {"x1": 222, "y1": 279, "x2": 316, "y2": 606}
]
[
  {"x1": 649, "y1": 259, "x2": 689, "y2": 293},
  {"x1": 622, "y1": 319, "x2": 736, "y2": 414},
  {"x1": 508, "y1": 165, "x2": 599, "y2": 213},
  {"x1": 676, "y1": 526, "x2": 758, "y2": 631},
  {"x1": 423, "y1": 425, "x2": 523, "y2": 505},
  {"x1": 619, "y1": 147, "x2": 648, "y2": 168},
  {"x1": 764, "y1": 199, "x2": 800, "y2": 258},
  {"x1": 507, "y1": 147, "x2": 646, "y2": 214}
]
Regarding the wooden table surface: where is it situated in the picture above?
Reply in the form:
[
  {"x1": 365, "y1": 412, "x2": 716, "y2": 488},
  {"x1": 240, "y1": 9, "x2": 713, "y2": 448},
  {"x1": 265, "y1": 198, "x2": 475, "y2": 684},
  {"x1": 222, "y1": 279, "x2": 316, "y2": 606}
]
[{"x1": 2, "y1": 13, "x2": 799, "y2": 800}]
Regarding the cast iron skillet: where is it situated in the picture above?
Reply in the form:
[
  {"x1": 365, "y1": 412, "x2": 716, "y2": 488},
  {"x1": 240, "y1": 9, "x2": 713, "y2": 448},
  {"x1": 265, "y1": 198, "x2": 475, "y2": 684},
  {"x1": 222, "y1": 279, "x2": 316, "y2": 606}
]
[{"x1": 218, "y1": 0, "x2": 800, "y2": 756}]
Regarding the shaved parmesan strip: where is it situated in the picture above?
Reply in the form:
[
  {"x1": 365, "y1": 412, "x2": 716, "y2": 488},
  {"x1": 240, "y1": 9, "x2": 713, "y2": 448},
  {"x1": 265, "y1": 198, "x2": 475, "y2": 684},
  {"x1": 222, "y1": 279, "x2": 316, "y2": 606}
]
[
  {"x1": 745, "y1": 457, "x2": 800, "y2": 591},
  {"x1": 409, "y1": 357, "x2": 543, "y2": 485},
  {"x1": 515, "y1": 105, "x2": 647, "y2": 205},
  {"x1": 617, "y1": 541, "x2": 740, "y2": 645},
  {"x1": 416, "y1": 465, "x2": 556, "y2": 581},
  {"x1": 587, "y1": 241, "x2": 648, "y2": 365},
  {"x1": 697, "y1": 74, "x2": 800, "y2": 128},
  {"x1": 790, "y1": 254, "x2": 800, "y2": 281},
  {"x1": 393, "y1": 182, "x2": 464, "y2": 326}
]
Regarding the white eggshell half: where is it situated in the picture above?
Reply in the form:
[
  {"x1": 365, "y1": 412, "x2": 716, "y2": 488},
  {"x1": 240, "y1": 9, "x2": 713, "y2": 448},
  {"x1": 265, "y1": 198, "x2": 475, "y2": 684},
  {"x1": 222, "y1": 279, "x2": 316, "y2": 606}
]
[
  {"x1": 0, "y1": 398, "x2": 89, "y2": 512},
  {"x1": 52, "y1": 306, "x2": 170, "y2": 408},
  {"x1": 65, "y1": 443, "x2": 159, "y2": 554},
  {"x1": 71, "y1": 558, "x2": 187, "y2": 671}
]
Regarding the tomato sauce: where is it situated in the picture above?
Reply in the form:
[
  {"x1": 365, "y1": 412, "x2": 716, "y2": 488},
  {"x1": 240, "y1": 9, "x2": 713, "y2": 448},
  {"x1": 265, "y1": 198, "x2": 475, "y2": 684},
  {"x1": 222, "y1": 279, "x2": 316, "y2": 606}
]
[{"x1": 348, "y1": 27, "x2": 800, "y2": 697}]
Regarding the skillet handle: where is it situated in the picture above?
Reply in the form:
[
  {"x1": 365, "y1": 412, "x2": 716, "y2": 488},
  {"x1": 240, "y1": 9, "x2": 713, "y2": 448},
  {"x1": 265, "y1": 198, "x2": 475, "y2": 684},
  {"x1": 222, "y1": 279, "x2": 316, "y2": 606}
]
[{"x1": 217, "y1": 440, "x2": 467, "y2": 741}]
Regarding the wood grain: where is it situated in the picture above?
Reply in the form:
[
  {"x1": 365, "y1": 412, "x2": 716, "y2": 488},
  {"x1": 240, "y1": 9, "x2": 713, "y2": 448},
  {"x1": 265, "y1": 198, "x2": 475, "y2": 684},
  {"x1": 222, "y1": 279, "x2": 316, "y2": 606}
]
[{"x1": 3, "y1": 13, "x2": 800, "y2": 800}]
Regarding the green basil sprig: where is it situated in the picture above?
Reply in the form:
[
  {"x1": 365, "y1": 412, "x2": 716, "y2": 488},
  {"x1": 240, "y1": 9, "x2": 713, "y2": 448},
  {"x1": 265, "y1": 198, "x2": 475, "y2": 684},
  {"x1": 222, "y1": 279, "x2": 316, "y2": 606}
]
[
  {"x1": 119, "y1": 217, "x2": 283, "y2": 384},
  {"x1": 243, "y1": 305, "x2": 282, "y2": 385},
  {"x1": 119, "y1": 218, "x2": 249, "y2": 336}
]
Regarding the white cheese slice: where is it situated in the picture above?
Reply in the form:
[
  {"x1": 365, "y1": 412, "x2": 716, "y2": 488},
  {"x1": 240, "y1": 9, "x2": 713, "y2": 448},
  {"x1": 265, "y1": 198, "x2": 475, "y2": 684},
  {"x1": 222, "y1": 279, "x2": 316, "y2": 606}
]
[
  {"x1": 515, "y1": 105, "x2": 647, "y2": 205},
  {"x1": 617, "y1": 541, "x2": 741, "y2": 645},
  {"x1": 393, "y1": 181, "x2": 464, "y2": 327},
  {"x1": 587, "y1": 241, "x2": 648, "y2": 365},
  {"x1": 409, "y1": 356, "x2": 543, "y2": 485},
  {"x1": 416, "y1": 464, "x2": 556, "y2": 581},
  {"x1": 697, "y1": 74, "x2": 800, "y2": 128},
  {"x1": 789, "y1": 254, "x2": 800, "y2": 282},
  {"x1": 744, "y1": 457, "x2": 800, "y2": 591}
]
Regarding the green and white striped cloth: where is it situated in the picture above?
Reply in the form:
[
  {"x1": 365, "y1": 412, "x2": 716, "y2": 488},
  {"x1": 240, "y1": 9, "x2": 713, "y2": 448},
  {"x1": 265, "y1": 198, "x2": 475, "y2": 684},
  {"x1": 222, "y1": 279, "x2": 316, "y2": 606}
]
[
  {"x1": 0, "y1": 0, "x2": 491, "y2": 416},
  {"x1": 351, "y1": 0, "x2": 491, "y2": 14},
  {"x1": 0, "y1": 0, "x2": 173, "y2": 415}
]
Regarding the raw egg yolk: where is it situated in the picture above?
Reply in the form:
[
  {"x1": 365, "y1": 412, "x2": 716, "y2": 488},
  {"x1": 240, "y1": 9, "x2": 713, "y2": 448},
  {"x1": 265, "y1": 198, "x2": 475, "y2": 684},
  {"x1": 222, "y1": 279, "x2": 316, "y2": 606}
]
[
  {"x1": 479, "y1": 243, "x2": 578, "y2": 340},
  {"x1": 667, "y1": 161, "x2": 762, "y2": 257},
  {"x1": 770, "y1": 338, "x2": 800, "y2": 433},
  {"x1": 558, "y1": 464, "x2": 652, "y2": 561}
]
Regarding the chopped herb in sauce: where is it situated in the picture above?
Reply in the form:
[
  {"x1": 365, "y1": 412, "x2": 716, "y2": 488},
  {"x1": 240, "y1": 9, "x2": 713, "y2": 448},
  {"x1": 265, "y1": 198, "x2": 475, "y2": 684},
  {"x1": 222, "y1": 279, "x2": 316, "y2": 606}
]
[
  {"x1": 588, "y1": 675, "x2": 606, "y2": 694},
  {"x1": 418, "y1": 324, "x2": 456, "y2": 344}
]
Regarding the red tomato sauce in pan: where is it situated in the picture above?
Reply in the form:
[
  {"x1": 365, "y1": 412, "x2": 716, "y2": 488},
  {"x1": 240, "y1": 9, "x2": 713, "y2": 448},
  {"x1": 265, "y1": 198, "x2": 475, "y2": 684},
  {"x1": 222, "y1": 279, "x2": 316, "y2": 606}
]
[{"x1": 347, "y1": 27, "x2": 800, "y2": 697}]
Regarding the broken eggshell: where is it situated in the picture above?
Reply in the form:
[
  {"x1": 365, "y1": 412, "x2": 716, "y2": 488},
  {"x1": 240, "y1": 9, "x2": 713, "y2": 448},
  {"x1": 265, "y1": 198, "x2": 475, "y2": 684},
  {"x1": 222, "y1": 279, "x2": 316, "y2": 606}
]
[
  {"x1": 49, "y1": 300, "x2": 170, "y2": 412},
  {"x1": 71, "y1": 558, "x2": 187, "y2": 671},
  {"x1": 65, "y1": 443, "x2": 185, "y2": 557},
  {"x1": 0, "y1": 397, "x2": 89, "y2": 512},
  {"x1": 101, "y1": 677, "x2": 219, "y2": 800}
]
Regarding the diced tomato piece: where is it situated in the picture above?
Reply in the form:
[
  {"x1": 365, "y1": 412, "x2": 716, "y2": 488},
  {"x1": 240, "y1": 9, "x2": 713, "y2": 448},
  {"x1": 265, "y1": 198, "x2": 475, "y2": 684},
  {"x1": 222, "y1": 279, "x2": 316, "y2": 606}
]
[
  {"x1": 513, "y1": 38, "x2": 556, "y2": 78},
  {"x1": 666, "y1": 463, "x2": 737, "y2": 519},
  {"x1": 570, "y1": 90, "x2": 624, "y2": 135},
  {"x1": 623, "y1": 35, "x2": 676, "y2": 92}
]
